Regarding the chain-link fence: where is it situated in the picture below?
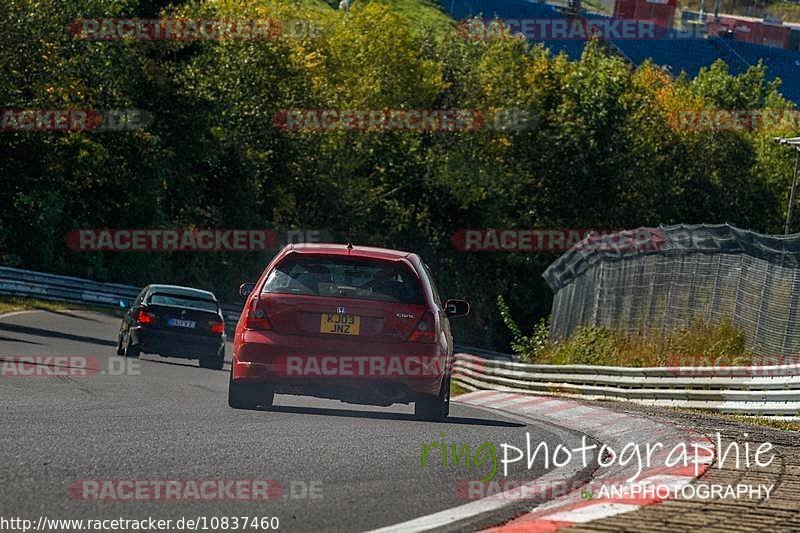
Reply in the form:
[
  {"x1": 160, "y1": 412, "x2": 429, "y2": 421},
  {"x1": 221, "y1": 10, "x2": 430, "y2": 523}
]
[{"x1": 543, "y1": 224, "x2": 800, "y2": 359}]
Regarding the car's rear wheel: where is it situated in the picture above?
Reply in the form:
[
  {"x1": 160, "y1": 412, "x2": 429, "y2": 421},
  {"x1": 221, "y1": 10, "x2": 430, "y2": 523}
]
[
  {"x1": 414, "y1": 376, "x2": 450, "y2": 421},
  {"x1": 199, "y1": 346, "x2": 225, "y2": 370},
  {"x1": 116, "y1": 333, "x2": 125, "y2": 356},
  {"x1": 123, "y1": 333, "x2": 140, "y2": 359},
  {"x1": 228, "y1": 372, "x2": 274, "y2": 410}
]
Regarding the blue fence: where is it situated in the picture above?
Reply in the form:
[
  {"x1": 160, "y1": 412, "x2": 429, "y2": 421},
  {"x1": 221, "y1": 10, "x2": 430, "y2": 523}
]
[{"x1": 441, "y1": 0, "x2": 800, "y2": 103}]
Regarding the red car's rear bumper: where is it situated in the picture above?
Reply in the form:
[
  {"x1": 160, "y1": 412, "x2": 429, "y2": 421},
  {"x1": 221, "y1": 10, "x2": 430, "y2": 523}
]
[{"x1": 232, "y1": 330, "x2": 448, "y2": 403}]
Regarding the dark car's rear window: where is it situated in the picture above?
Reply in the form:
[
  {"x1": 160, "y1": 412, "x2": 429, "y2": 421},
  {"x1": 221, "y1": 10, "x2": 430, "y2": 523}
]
[
  {"x1": 262, "y1": 256, "x2": 425, "y2": 305},
  {"x1": 148, "y1": 293, "x2": 219, "y2": 313}
]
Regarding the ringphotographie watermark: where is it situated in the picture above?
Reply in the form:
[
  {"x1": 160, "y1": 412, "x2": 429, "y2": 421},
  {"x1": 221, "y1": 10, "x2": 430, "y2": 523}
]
[
  {"x1": 421, "y1": 432, "x2": 771, "y2": 484},
  {"x1": 272, "y1": 108, "x2": 538, "y2": 133},
  {"x1": 456, "y1": 476, "x2": 774, "y2": 502},
  {"x1": 451, "y1": 228, "x2": 665, "y2": 252},
  {"x1": 0, "y1": 109, "x2": 152, "y2": 132},
  {"x1": 69, "y1": 18, "x2": 323, "y2": 41}
]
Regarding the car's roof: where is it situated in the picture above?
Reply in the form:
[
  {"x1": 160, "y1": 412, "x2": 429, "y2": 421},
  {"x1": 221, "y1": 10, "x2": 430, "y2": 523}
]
[
  {"x1": 284, "y1": 243, "x2": 414, "y2": 261},
  {"x1": 146, "y1": 284, "x2": 217, "y2": 300}
]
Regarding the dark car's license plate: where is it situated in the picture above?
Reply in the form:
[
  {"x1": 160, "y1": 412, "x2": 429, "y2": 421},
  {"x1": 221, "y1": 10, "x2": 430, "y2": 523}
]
[{"x1": 167, "y1": 318, "x2": 196, "y2": 328}]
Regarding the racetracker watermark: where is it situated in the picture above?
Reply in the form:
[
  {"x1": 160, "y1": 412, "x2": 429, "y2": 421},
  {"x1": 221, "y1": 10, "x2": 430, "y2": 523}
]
[
  {"x1": 1, "y1": 517, "x2": 279, "y2": 533},
  {"x1": 458, "y1": 18, "x2": 653, "y2": 40},
  {"x1": 69, "y1": 480, "x2": 280, "y2": 501},
  {"x1": 664, "y1": 354, "x2": 800, "y2": 377},
  {"x1": 456, "y1": 18, "x2": 707, "y2": 41},
  {"x1": 670, "y1": 109, "x2": 800, "y2": 132},
  {"x1": 451, "y1": 228, "x2": 665, "y2": 252},
  {"x1": 69, "y1": 18, "x2": 321, "y2": 41},
  {"x1": 65, "y1": 229, "x2": 328, "y2": 252},
  {"x1": 0, "y1": 355, "x2": 139, "y2": 377},
  {"x1": 68, "y1": 479, "x2": 322, "y2": 501},
  {"x1": 272, "y1": 355, "x2": 467, "y2": 378},
  {"x1": 1, "y1": 109, "x2": 152, "y2": 132},
  {"x1": 272, "y1": 108, "x2": 537, "y2": 132}
]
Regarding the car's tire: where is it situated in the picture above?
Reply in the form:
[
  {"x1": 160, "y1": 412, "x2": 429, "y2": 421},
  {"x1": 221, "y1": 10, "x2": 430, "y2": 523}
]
[
  {"x1": 200, "y1": 346, "x2": 225, "y2": 370},
  {"x1": 228, "y1": 373, "x2": 274, "y2": 410},
  {"x1": 123, "y1": 333, "x2": 140, "y2": 359},
  {"x1": 116, "y1": 333, "x2": 125, "y2": 356},
  {"x1": 414, "y1": 376, "x2": 450, "y2": 421}
]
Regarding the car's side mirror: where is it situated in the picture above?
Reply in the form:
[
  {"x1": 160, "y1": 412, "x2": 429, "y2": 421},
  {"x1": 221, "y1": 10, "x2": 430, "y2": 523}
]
[
  {"x1": 239, "y1": 282, "x2": 255, "y2": 299},
  {"x1": 444, "y1": 299, "x2": 470, "y2": 318}
]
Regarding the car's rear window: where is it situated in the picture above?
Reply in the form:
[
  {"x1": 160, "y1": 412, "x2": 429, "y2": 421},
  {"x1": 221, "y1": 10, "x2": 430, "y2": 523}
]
[
  {"x1": 148, "y1": 293, "x2": 219, "y2": 313},
  {"x1": 262, "y1": 256, "x2": 425, "y2": 305}
]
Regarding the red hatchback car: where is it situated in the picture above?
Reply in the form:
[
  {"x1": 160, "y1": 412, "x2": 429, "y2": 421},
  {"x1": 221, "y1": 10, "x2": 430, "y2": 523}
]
[{"x1": 228, "y1": 243, "x2": 469, "y2": 420}]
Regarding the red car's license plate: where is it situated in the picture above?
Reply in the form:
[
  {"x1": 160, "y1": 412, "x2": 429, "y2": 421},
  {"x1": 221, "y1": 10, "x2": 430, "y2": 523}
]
[{"x1": 320, "y1": 313, "x2": 360, "y2": 335}]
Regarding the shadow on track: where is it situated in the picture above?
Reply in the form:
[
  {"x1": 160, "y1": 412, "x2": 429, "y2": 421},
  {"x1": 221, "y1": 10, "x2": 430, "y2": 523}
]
[
  {"x1": 0, "y1": 335, "x2": 44, "y2": 345},
  {"x1": 261, "y1": 404, "x2": 525, "y2": 427},
  {"x1": 0, "y1": 323, "x2": 116, "y2": 347},
  {"x1": 36, "y1": 309, "x2": 111, "y2": 322},
  {"x1": 138, "y1": 355, "x2": 231, "y2": 371}
]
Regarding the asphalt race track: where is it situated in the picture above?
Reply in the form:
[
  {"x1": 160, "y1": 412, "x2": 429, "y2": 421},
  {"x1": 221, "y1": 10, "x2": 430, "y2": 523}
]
[{"x1": 0, "y1": 309, "x2": 598, "y2": 532}]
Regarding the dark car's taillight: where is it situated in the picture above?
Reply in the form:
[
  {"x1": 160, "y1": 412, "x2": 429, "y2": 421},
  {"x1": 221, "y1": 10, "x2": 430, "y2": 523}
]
[
  {"x1": 136, "y1": 310, "x2": 156, "y2": 325},
  {"x1": 209, "y1": 321, "x2": 224, "y2": 334},
  {"x1": 244, "y1": 298, "x2": 272, "y2": 330},
  {"x1": 409, "y1": 311, "x2": 436, "y2": 343}
]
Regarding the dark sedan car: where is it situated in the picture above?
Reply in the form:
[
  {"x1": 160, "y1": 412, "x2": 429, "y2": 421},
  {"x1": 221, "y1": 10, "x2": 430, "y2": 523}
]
[{"x1": 117, "y1": 284, "x2": 226, "y2": 369}]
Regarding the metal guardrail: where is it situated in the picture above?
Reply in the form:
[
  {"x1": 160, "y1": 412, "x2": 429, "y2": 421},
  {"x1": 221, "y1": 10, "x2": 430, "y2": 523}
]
[
  {"x1": 453, "y1": 353, "x2": 800, "y2": 419},
  {"x1": 0, "y1": 268, "x2": 517, "y2": 358},
  {"x1": 5, "y1": 267, "x2": 795, "y2": 417},
  {"x1": 0, "y1": 266, "x2": 140, "y2": 307},
  {"x1": 0, "y1": 267, "x2": 243, "y2": 323},
  {"x1": 452, "y1": 344, "x2": 513, "y2": 361}
]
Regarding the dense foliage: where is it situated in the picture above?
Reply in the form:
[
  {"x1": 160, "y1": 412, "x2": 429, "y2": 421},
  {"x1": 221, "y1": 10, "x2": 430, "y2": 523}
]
[
  {"x1": 2, "y1": 0, "x2": 798, "y2": 348},
  {"x1": 529, "y1": 320, "x2": 749, "y2": 367}
]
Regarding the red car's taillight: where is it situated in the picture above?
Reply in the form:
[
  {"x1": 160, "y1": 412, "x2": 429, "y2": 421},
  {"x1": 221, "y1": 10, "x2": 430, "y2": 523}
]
[
  {"x1": 244, "y1": 298, "x2": 272, "y2": 330},
  {"x1": 210, "y1": 321, "x2": 224, "y2": 334},
  {"x1": 136, "y1": 310, "x2": 156, "y2": 325},
  {"x1": 409, "y1": 311, "x2": 436, "y2": 343}
]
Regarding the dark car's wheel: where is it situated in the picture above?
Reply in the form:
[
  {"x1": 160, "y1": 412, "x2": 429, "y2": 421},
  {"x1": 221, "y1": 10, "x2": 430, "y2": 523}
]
[
  {"x1": 123, "y1": 333, "x2": 140, "y2": 359},
  {"x1": 414, "y1": 376, "x2": 450, "y2": 421},
  {"x1": 116, "y1": 333, "x2": 125, "y2": 356},
  {"x1": 200, "y1": 346, "x2": 225, "y2": 370},
  {"x1": 228, "y1": 372, "x2": 274, "y2": 410}
]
